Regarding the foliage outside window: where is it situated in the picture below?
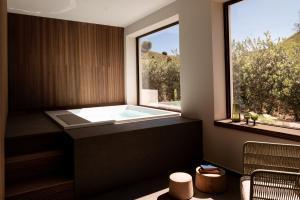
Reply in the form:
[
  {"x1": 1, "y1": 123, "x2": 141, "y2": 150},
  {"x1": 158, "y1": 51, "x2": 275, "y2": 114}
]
[
  {"x1": 137, "y1": 23, "x2": 181, "y2": 111},
  {"x1": 228, "y1": 0, "x2": 300, "y2": 129}
]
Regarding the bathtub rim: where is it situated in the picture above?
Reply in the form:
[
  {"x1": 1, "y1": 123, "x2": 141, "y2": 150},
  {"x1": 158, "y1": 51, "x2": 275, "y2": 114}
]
[{"x1": 45, "y1": 104, "x2": 181, "y2": 129}]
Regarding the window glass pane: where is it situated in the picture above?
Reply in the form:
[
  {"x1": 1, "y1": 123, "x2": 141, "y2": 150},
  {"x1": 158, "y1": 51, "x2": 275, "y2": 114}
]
[
  {"x1": 138, "y1": 24, "x2": 180, "y2": 111},
  {"x1": 230, "y1": 0, "x2": 300, "y2": 129}
]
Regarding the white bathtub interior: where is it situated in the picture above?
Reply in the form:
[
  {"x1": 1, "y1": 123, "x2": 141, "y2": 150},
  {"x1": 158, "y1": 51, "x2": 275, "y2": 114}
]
[{"x1": 46, "y1": 105, "x2": 181, "y2": 129}]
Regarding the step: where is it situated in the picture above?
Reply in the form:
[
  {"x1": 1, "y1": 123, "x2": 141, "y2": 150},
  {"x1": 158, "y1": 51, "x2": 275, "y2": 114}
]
[
  {"x1": 6, "y1": 175, "x2": 74, "y2": 200},
  {"x1": 5, "y1": 111, "x2": 70, "y2": 157},
  {"x1": 6, "y1": 150, "x2": 72, "y2": 184},
  {"x1": 5, "y1": 132, "x2": 71, "y2": 157}
]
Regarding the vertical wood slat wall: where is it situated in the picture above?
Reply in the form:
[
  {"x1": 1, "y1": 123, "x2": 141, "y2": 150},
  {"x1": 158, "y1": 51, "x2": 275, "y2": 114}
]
[
  {"x1": 0, "y1": 0, "x2": 7, "y2": 199},
  {"x1": 8, "y1": 13, "x2": 125, "y2": 111}
]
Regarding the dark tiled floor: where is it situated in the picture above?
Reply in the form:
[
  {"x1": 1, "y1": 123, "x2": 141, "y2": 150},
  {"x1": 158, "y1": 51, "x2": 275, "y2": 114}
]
[{"x1": 90, "y1": 171, "x2": 241, "y2": 200}]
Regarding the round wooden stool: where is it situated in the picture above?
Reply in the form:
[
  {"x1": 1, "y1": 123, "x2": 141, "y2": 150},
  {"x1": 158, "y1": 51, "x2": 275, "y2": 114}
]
[
  {"x1": 169, "y1": 172, "x2": 193, "y2": 199},
  {"x1": 195, "y1": 167, "x2": 226, "y2": 194}
]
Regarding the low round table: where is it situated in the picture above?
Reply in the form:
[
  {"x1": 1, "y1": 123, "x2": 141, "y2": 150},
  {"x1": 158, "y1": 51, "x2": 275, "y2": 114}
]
[
  {"x1": 169, "y1": 172, "x2": 194, "y2": 199},
  {"x1": 195, "y1": 167, "x2": 226, "y2": 194}
]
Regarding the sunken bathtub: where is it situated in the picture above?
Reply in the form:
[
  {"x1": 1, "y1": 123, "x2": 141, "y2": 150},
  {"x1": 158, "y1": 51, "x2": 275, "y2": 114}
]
[
  {"x1": 46, "y1": 105, "x2": 202, "y2": 199},
  {"x1": 46, "y1": 105, "x2": 181, "y2": 129}
]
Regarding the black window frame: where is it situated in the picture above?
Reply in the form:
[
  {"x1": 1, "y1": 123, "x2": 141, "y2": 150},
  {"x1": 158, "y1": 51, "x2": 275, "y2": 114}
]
[
  {"x1": 223, "y1": 0, "x2": 300, "y2": 130},
  {"x1": 136, "y1": 21, "x2": 180, "y2": 112},
  {"x1": 224, "y1": 0, "x2": 243, "y2": 119}
]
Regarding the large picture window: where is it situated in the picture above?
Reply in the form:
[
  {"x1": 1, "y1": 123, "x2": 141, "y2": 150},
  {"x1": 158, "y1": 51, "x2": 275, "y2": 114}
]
[
  {"x1": 137, "y1": 23, "x2": 180, "y2": 111},
  {"x1": 225, "y1": 0, "x2": 300, "y2": 129}
]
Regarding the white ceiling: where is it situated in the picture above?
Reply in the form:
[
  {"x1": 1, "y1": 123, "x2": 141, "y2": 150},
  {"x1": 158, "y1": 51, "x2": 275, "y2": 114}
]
[{"x1": 7, "y1": 0, "x2": 176, "y2": 27}]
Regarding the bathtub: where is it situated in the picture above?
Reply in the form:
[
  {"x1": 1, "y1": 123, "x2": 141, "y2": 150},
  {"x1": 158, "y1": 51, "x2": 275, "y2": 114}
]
[{"x1": 46, "y1": 105, "x2": 181, "y2": 129}]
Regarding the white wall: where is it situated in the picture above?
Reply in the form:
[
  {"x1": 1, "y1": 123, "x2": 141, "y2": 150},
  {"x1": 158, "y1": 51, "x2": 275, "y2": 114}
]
[{"x1": 125, "y1": 0, "x2": 300, "y2": 173}]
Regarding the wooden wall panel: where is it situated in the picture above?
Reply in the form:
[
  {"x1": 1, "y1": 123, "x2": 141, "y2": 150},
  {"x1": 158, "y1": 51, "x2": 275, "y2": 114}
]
[
  {"x1": 0, "y1": 0, "x2": 7, "y2": 198},
  {"x1": 8, "y1": 13, "x2": 125, "y2": 110}
]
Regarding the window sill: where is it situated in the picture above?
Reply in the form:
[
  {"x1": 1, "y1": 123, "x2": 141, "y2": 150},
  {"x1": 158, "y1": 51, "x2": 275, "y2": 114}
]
[{"x1": 214, "y1": 119, "x2": 300, "y2": 141}]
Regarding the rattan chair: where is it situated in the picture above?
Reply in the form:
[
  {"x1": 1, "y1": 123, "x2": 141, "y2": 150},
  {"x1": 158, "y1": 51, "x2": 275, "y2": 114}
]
[{"x1": 241, "y1": 141, "x2": 300, "y2": 200}]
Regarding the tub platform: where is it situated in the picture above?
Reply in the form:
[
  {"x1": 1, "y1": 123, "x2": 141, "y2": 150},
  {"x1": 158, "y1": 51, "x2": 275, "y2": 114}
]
[
  {"x1": 5, "y1": 112, "x2": 74, "y2": 199},
  {"x1": 6, "y1": 111, "x2": 202, "y2": 199},
  {"x1": 66, "y1": 117, "x2": 202, "y2": 198}
]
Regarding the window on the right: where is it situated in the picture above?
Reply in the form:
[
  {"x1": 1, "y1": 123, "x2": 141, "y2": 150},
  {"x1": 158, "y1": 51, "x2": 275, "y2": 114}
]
[{"x1": 226, "y1": 0, "x2": 300, "y2": 129}]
